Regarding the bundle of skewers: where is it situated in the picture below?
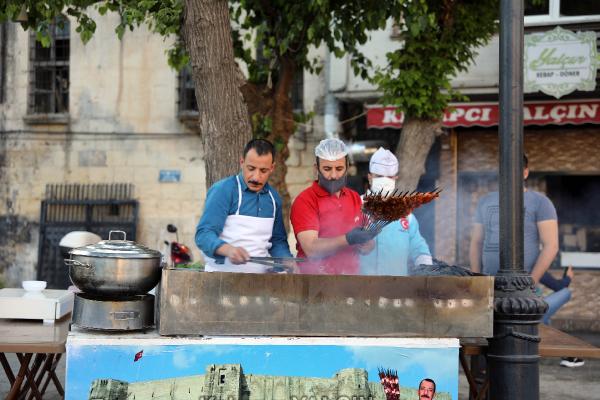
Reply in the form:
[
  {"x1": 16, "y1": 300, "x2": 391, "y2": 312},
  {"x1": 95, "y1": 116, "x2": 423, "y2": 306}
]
[
  {"x1": 362, "y1": 188, "x2": 442, "y2": 232},
  {"x1": 378, "y1": 367, "x2": 400, "y2": 400}
]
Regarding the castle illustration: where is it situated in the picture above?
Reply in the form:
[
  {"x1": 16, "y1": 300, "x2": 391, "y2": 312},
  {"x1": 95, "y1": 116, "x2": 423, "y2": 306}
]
[
  {"x1": 88, "y1": 363, "x2": 382, "y2": 400},
  {"x1": 88, "y1": 364, "x2": 452, "y2": 400}
]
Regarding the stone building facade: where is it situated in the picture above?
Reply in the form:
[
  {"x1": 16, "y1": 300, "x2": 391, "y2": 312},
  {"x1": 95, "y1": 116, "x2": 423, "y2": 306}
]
[
  {"x1": 88, "y1": 363, "x2": 452, "y2": 400},
  {"x1": 0, "y1": 14, "x2": 320, "y2": 287}
]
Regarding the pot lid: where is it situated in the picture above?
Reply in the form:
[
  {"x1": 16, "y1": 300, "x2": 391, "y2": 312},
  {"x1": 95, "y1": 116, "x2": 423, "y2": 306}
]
[{"x1": 69, "y1": 231, "x2": 161, "y2": 259}]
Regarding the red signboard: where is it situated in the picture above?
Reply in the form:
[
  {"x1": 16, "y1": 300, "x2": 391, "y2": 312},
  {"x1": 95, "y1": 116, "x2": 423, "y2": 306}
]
[{"x1": 366, "y1": 100, "x2": 600, "y2": 129}]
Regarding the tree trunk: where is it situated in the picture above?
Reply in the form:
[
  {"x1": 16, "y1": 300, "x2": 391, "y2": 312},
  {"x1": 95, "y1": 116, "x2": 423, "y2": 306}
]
[
  {"x1": 182, "y1": 0, "x2": 252, "y2": 188},
  {"x1": 266, "y1": 57, "x2": 296, "y2": 230},
  {"x1": 394, "y1": 117, "x2": 442, "y2": 190}
]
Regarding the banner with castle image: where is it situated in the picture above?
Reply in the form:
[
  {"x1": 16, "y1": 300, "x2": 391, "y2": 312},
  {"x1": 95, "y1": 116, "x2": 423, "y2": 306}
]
[{"x1": 65, "y1": 336, "x2": 459, "y2": 400}]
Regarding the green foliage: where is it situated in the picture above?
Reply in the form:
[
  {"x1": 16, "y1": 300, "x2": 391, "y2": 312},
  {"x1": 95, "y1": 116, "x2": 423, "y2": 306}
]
[
  {"x1": 2, "y1": 0, "x2": 502, "y2": 125},
  {"x1": 174, "y1": 261, "x2": 204, "y2": 270},
  {"x1": 373, "y1": 0, "x2": 499, "y2": 119},
  {"x1": 1, "y1": 0, "x2": 184, "y2": 63},
  {"x1": 294, "y1": 110, "x2": 315, "y2": 125},
  {"x1": 251, "y1": 113, "x2": 273, "y2": 138},
  {"x1": 251, "y1": 113, "x2": 288, "y2": 153},
  {"x1": 230, "y1": 0, "x2": 395, "y2": 85}
]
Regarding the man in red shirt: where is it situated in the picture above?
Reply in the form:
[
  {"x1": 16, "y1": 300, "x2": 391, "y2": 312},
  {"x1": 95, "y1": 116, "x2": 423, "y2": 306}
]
[{"x1": 291, "y1": 138, "x2": 376, "y2": 274}]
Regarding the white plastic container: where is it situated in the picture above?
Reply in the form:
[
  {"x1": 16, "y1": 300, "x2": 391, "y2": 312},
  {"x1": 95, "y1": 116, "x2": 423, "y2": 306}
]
[{"x1": 0, "y1": 288, "x2": 74, "y2": 323}]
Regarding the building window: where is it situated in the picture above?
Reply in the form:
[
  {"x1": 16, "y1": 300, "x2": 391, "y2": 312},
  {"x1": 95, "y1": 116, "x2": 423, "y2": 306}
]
[
  {"x1": 525, "y1": 0, "x2": 549, "y2": 16},
  {"x1": 178, "y1": 65, "x2": 198, "y2": 117},
  {"x1": 291, "y1": 72, "x2": 304, "y2": 113},
  {"x1": 560, "y1": 2, "x2": 600, "y2": 17},
  {"x1": 257, "y1": 42, "x2": 304, "y2": 113},
  {"x1": 28, "y1": 16, "x2": 70, "y2": 115},
  {"x1": 525, "y1": 0, "x2": 600, "y2": 25}
]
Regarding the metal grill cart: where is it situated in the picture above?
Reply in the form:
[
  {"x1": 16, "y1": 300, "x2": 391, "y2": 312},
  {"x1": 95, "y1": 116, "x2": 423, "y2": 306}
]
[
  {"x1": 64, "y1": 269, "x2": 494, "y2": 400},
  {"x1": 157, "y1": 270, "x2": 493, "y2": 338}
]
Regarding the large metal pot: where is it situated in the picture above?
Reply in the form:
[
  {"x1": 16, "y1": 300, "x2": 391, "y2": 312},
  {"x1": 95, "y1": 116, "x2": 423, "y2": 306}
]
[{"x1": 66, "y1": 230, "x2": 162, "y2": 297}]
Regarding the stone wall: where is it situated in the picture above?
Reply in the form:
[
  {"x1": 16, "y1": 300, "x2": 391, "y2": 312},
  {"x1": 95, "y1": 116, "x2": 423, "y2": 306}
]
[
  {"x1": 285, "y1": 135, "x2": 318, "y2": 200},
  {"x1": 433, "y1": 131, "x2": 458, "y2": 263},
  {"x1": 458, "y1": 127, "x2": 600, "y2": 173},
  {"x1": 0, "y1": 132, "x2": 205, "y2": 285},
  {"x1": 0, "y1": 17, "x2": 207, "y2": 285}
]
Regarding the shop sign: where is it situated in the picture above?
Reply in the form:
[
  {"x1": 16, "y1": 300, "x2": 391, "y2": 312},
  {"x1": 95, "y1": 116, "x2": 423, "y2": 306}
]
[
  {"x1": 524, "y1": 27, "x2": 599, "y2": 98},
  {"x1": 366, "y1": 100, "x2": 600, "y2": 129}
]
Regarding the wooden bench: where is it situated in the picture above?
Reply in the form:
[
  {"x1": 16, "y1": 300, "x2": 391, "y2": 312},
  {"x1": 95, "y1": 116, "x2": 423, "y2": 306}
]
[{"x1": 459, "y1": 324, "x2": 600, "y2": 400}]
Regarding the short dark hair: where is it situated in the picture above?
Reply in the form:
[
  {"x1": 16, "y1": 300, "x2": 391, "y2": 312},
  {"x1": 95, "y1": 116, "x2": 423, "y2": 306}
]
[
  {"x1": 523, "y1": 153, "x2": 529, "y2": 168},
  {"x1": 243, "y1": 139, "x2": 275, "y2": 159},
  {"x1": 420, "y1": 378, "x2": 436, "y2": 394}
]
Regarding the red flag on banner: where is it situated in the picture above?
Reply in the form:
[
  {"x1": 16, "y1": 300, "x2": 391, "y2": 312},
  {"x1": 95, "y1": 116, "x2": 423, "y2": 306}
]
[{"x1": 134, "y1": 350, "x2": 143, "y2": 362}]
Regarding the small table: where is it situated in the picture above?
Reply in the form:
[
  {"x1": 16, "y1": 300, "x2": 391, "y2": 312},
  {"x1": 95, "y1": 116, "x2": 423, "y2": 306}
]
[{"x1": 0, "y1": 314, "x2": 70, "y2": 400}]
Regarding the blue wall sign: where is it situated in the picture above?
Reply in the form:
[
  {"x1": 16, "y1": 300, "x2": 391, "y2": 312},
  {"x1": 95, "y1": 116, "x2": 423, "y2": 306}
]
[{"x1": 159, "y1": 170, "x2": 181, "y2": 183}]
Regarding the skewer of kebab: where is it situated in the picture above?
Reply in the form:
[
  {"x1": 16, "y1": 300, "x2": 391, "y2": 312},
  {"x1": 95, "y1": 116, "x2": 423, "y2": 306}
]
[
  {"x1": 361, "y1": 188, "x2": 442, "y2": 232},
  {"x1": 378, "y1": 367, "x2": 400, "y2": 400}
]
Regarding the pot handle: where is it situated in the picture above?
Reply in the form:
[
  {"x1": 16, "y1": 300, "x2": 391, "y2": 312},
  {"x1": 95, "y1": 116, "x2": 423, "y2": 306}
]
[
  {"x1": 64, "y1": 258, "x2": 94, "y2": 270},
  {"x1": 109, "y1": 230, "x2": 127, "y2": 241}
]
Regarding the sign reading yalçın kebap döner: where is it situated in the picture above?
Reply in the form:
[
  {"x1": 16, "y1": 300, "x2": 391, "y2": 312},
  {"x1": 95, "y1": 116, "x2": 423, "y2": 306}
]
[{"x1": 524, "y1": 26, "x2": 599, "y2": 98}]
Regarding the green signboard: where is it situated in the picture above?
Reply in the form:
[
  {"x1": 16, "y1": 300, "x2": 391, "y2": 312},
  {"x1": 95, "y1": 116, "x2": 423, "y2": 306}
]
[{"x1": 525, "y1": 27, "x2": 599, "y2": 99}]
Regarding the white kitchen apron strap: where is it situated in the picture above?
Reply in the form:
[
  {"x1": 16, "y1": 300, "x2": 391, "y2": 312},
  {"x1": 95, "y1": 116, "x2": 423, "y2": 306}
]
[{"x1": 203, "y1": 177, "x2": 276, "y2": 273}]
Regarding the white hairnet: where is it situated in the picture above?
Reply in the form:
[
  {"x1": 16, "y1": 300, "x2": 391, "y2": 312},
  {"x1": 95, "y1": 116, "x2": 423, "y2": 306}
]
[
  {"x1": 314, "y1": 138, "x2": 348, "y2": 161},
  {"x1": 369, "y1": 147, "x2": 399, "y2": 176}
]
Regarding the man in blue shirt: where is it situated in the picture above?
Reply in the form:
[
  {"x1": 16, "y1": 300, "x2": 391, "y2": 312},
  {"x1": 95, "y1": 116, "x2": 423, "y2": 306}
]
[
  {"x1": 195, "y1": 139, "x2": 292, "y2": 273},
  {"x1": 360, "y1": 148, "x2": 432, "y2": 276}
]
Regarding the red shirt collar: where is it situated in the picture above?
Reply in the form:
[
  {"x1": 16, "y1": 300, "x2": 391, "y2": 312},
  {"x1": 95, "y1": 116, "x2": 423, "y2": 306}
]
[{"x1": 311, "y1": 180, "x2": 348, "y2": 197}]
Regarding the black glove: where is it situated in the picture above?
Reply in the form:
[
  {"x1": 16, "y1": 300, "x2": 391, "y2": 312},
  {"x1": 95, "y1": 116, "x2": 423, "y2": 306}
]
[{"x1": 345, "y1": 227, "x2": 377, "y2": 245}]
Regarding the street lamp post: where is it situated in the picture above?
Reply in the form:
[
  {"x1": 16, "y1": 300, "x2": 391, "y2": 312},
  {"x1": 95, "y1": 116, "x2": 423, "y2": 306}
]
[{"x1": 487, "y1": 0, "x2": 548, "y2": 399}]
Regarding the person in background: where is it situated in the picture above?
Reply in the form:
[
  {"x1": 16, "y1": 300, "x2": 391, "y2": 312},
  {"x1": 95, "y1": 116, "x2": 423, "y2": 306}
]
[
  {"x1": 291, "y1": 138, "x2": 377, "y2": 274},
  {"x1": 469, "y1": 154, "x2": 558, "y2": 283},
  {"x1": 195, "y1": 139, "x2": 293, "y2": 273},
  {"x1": 418, "y1": 378, "x2": 436, "y2": 400},
  {"x1": 360, "y1": 147, "x2": 432, "y2": 275},
  {"x1": 539, "y1": 266, "x2": 582, "y2": 367},
  {"x1": 540, "y1": 266, "x2": 574, "y2": 325},
  {"x1": 469, "y1": 154, "x2": 582, "y2": 367}
]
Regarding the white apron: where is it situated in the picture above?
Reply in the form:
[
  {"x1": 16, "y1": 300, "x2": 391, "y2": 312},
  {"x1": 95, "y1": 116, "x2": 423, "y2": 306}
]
[{"x1": 204, "y1": 176, "x2": 276, "y2": 273}]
